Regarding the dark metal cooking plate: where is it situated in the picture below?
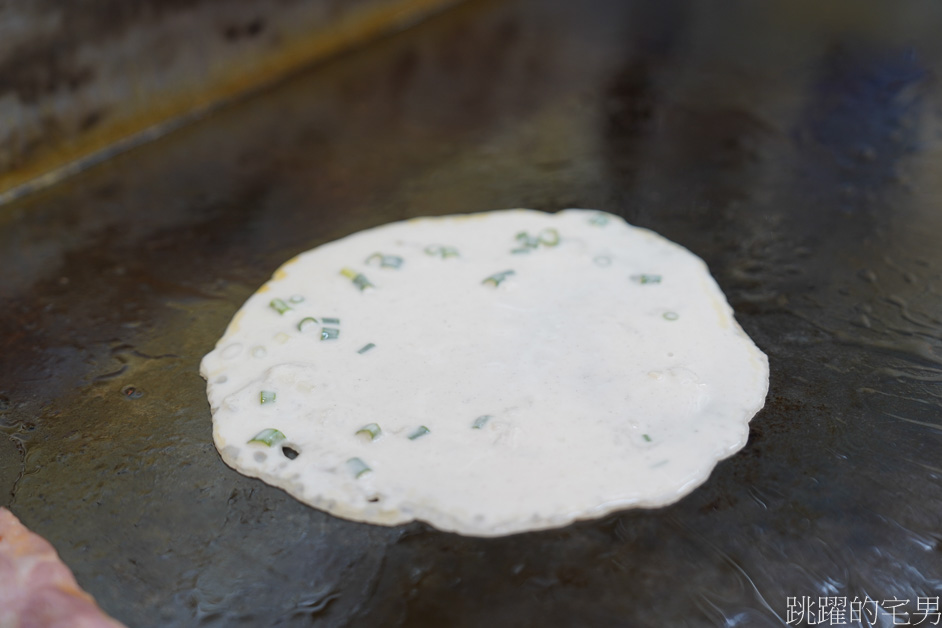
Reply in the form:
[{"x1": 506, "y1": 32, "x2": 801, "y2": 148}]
[{"x1": 2, "y1": 0, "x2": 941, "y2": 625}]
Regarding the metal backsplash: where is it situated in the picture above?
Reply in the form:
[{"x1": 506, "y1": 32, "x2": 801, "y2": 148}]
[{"x1": 0, "y1": 0, "x2": 462, "y2": 202}]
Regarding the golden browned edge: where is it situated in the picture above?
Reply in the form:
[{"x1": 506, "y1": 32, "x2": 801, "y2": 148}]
[{"x1": 0, "y1": 0, "x2": 462, "y2": 205}]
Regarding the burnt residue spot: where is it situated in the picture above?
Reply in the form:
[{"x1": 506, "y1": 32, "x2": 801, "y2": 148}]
[
  {"x1": 223, "y1": 18, "x2": 266, "y2": 42},
  {"x1": 697, "y1": 493, "x2": 739, "y2": 514},
  {"x1": 389, "y1": 48, "x2": 419, "y2": 96},
  {"x1": 0, "y1": 434, "x2": 25, "y2": 505},
  {"x1": 0, "y1": 42, "x2": 95, "y2": 104},
  {"x1": 121, "y1": 385, "x2": 143, "y2": 399},
  {"x1": 80, "y1": 109, "x2": 107, "y2": 132},
  {"x1": 605, "y1": 59, "x2": 658, "y2": 142},
  {"x1": 496, "y1": 19, "x2": 521, "y2": 47},
  {"x1": 246, "y1": 19, "x2": 264, "y2": 37},
  {"x1": 282, "y1": 446, "x2": 299, "y2": 460}
]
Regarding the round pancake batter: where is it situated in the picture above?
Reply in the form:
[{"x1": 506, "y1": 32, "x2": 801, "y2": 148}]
[{"x1": 200, "y1": 209, "x2": 769, "y2": 537}]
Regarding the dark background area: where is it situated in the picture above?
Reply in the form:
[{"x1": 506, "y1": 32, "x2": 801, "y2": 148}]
[{"x1": 1, "y1": 0, "x2": 941, "y2": 625}]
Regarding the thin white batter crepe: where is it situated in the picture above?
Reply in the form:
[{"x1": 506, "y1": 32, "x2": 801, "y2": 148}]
[{"x1": 200, "y1": 209, "x2": 768, "y2": 536}]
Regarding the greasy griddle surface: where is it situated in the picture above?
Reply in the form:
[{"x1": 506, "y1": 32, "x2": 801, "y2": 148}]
[{"x1": 2, "y1": 0, "x2": 941, "y2": 625}]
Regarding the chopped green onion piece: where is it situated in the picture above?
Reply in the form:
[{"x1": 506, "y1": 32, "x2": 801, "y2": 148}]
[
  {"x1": 289, "y1": 294, "x2": 305, "y2": 303},
  {"x1": 589, "y1": 213, "x2": 610, "y2": 226},
  {"x1": 269, "y1": 298, "x2": 291, "y2": 315},
  {"x1": 260, "y1": 390, "x2": 276, "y2": 404},
  {"x1": 408, "y1": 425, "x2": 430, "y2": 440},
  {"x1": 511, "y1": 229, "x2": 558, "y2": 253},
  {"x1": 631, "y1": 274, "x2": 662, "y2": 284},
  {"x1": 321, "y1": 317, "x2": 340, "y2": 325},
  {"x1": 482, "y1": 270, "x2": 515, "y2": 287},
  {"x1": 472, "y1": 415, "x2": 492, "y2": 429},
  {"x1": 642, "y1": 433, "x2": 652, "y2": 442},
  {"x1": 424, "y1": 245, "x2": 459, "y2": 258},
  {"x1": 297, "y1": 317, "x2": 318, "y2": 332},
  {"x1": 356, "y1": 423, "x2": 382, "y2": 440},
  {"x1": 515, "y1": 232, "x2": 540, "y2": 247},
  {"x1": 248, "y1": 428, "x2": 286, "y2": 446},
  {"x1": 358, "y1": 343, "x2": 376, "y2": 354},
  {"x1": 663, "y1": 311, "x2": 679, "y2": 321},
  {"x1": 366, "y1": 253, "x2": 404, "y2": 269},
  {"x1": 347, "y1": 457, "x2": 371, "y2": 478},
  {"x1": 340, "y1": 267, "x2": 374, "y2": 291},
  {"x1": 321, "y1": 327, "x2": 340, "y2": 340},
  {"x1": 539, "y1": 228, "x2": 560, "y2": 246}
]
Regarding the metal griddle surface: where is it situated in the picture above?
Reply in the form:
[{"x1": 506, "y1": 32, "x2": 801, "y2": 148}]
[{"x1": 2, "y1": 0, "x2": 941, "y2": 625}]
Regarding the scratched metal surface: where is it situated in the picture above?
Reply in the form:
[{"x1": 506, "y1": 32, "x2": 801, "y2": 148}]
[{"x1": 1, "y1": 0, "x2": 942, "y2": 626}]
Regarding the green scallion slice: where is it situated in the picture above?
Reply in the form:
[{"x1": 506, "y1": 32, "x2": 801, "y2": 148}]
[
  {"x1": 321, "y1": 317, "x2": 340, "y2": 325},
  {"x1": 248, "y1": 428, "x2": 286, "y2": 446},
  {"x1": 289, "y1": 294, "x2": 305, "y2": 303},
  {"x1": 642, "y1": 434, "x2": 653, "y2": 442},
  {"x1": 356, "y1": 423, "x2": 382, "y2": 440},
  {"x1": 408, "y1": 425, "x2": 430, "y2": 440},
  {"x1": 472, "y1": 415, "x2": 492, "y2": 429},
  {"x1": 347, "y1": 457, "x2": 371, "y2": 478},
  {"x1": 340, "y1": 267, "x2": 374, "y2": 291},
  {"x1": 321, "y1": 327, "x2": 340, "y2": 340},
  {"x1": 631, "y1": 274, "x2": 662, "y2": 285},
  {"x1": 269, "y1": 298, "x2": 291, "y2": 315},
  {"x1": 663, "y1": 311, "x2": 679, "y2": 321},
  {"x1": 366, "y1": 253, "x2": 404, "y2": 269},
  {"x1": 358, "y1": 343, "x2": 376, "y2": 354},
  {"x1": 424, "y1": 244, "x2": 459, "y2": 258},
  {"x1": 482, "y1": 270, "x2": 515, "y2": 287},
  {"x1": 297, "y1": 317, "x2": 318, "y2": 332},
  {"x1": 259, "y1": 390, "x2": 276, "y2": 404},
  {"x1": 511, "y1": 228, "x2": 558, "y2": 253},
  {"x1": 515, "y1": 232, "x2": 540, "y2": 247},
  {"x1": 539, "y1": 228, "x2": 560, "y2": 246}
]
